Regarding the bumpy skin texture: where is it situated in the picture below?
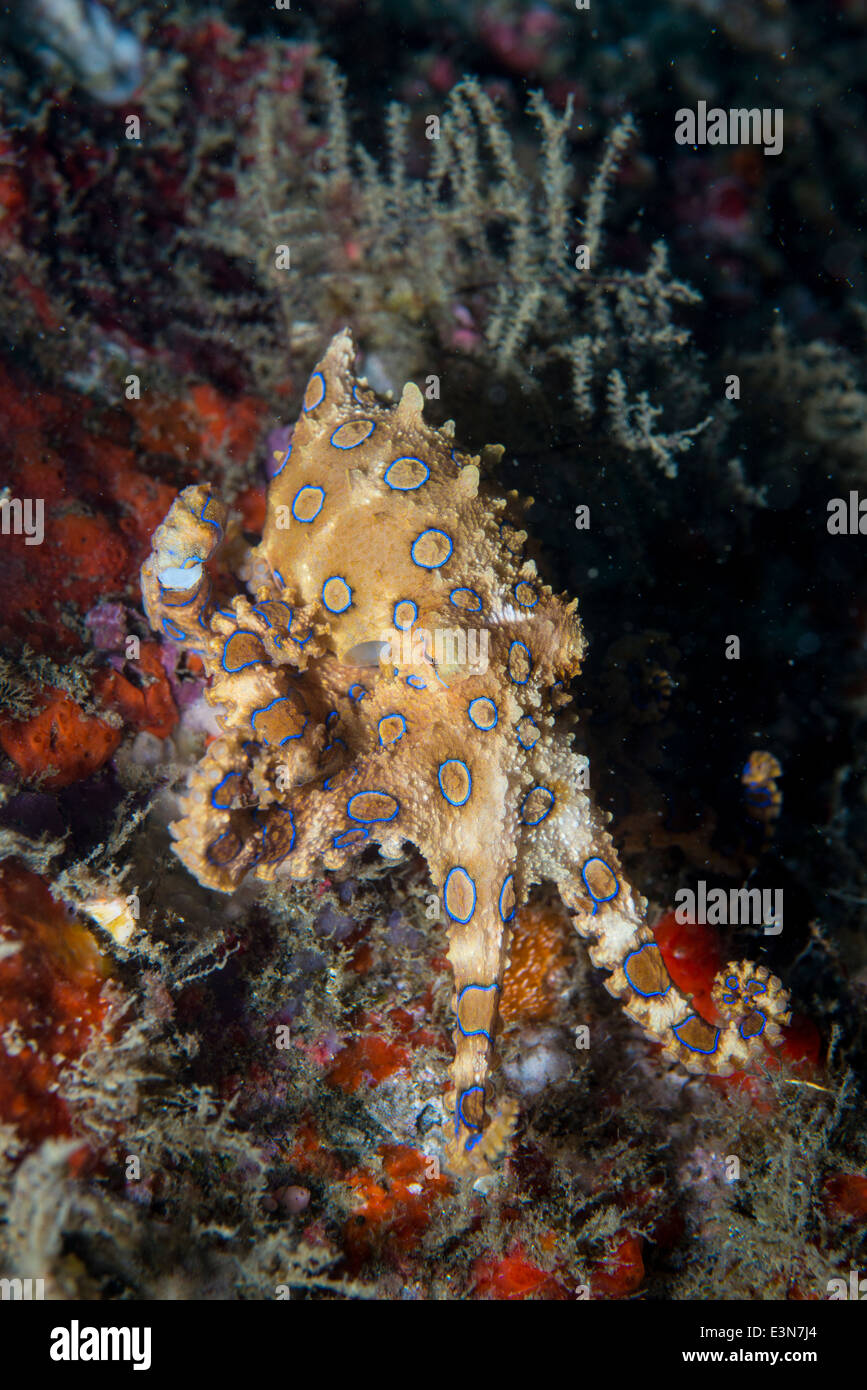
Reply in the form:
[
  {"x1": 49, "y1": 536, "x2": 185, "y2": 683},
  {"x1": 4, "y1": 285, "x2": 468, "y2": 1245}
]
[{"x1": 141, "y1": 330, "x2": 791, "y2": 1175}]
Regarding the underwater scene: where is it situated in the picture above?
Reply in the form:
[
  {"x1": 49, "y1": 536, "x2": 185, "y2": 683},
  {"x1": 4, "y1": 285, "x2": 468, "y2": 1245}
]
[{"x1": 0, "y1": 0, "x2": 865, "y2": 1316}]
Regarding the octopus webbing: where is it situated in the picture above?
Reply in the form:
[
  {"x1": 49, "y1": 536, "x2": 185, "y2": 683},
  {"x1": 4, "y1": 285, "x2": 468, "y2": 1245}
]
[{"x1": 141, "y1": 330, "x2": 791, "y2": 1176}]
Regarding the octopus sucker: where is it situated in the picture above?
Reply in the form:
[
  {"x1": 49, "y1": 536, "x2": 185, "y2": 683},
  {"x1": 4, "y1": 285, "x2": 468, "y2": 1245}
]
[{"x1": 141, "y1": 329, "x2": 790, "y2": 1176}]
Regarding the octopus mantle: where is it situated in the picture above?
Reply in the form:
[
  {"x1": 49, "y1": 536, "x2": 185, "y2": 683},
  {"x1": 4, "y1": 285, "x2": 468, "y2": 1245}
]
[{"x1": 141, "y1": 330, "x2": 790, "y2": 1174}]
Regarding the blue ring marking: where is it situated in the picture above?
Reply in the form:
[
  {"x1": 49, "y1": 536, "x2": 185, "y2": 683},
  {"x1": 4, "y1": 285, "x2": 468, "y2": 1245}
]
[
  {"x1": 291, "y1": 485, "x2": 325, "y2": 522},
  {"x1": 739, "y1": 1012, "x2": 768, "y2": 1040},
  {"x1": 162, "y1": 617, "x2": 187, "y2": 641},
  {"x1": 456, "y1": 1085, "x2": 486, "y2": 1150},
  {"x1": 330, "y1": 419, "x2": 375, "y2": 449},
  {"x1": 406, "y1": 675, "x2": 426, "y2": 690},
  {"x1": 456, "y1": 983, "x2": 500, "y2": 1042},
  {"x1": 411, "y1": 528, "x2": 453, "y2": 569},
  {"x1": 508, "y1": 640, "x2": 533, "y2": 684},
  {"x1": 199, "y1": 495, "x2": 222, "y2": 533},
  {"x1": 498, "y1": 874, "x2": 516, "y2": 924},
  {"x1": 516, "y1": 716, "x2": 539, "y2": 750},
  {"x1": 352, "y1": 384, "x2": 365, "y2": 404},
  {"x1": 623, "y1": 944, "x2": 671, "y2": 999},
  {"x1": 210, "y1": 772, "x2": 241, "y2": 811},
  {"x1": 514, "y1": 581, "x2": 538, "y2": 608},
  {"x1": 304, "y1": 371, "x2": 325, "y2": 411},
  {"x1": 520, "y1": 786, "x2": 554, "y2": 826},
  {"x1": 449, "y1": 587, "x2": 482, "y2": 613},
  {"x1": 325, "y1": 710, "x2": 339, "y2": 729},
  {"x1": 255, "y1": 806, "x2": 296, "y2": 864},
  {"x1": 333, "y1": 826, "x2": 369, "y2": 850},
  {"x1": 745, "y1": 787, "x2": 774, "y2": 807},
  {"x1": 273, "y1": 569, "x2": 285, "y2": 587},
  {"x1": 322, "y1": 576, "x2": 353, "y2": 614},
  {"x1": 221, "y1": 630, "x2": 265, "y2": 674},
  {"x1": 346, "y1": 791, "x2": 400, "y2": 824},
  {"x1": 581, "y1": 856, "x2": 620, "y2": 915},
  {"x1": 348, "y1": 683, "x2": 366, "y2": 702},
  {"x1": 289, "y1": 615, "x2": 314, "y2": 646},
  {"x1": 437, "y1": 759, "x2": 472, "y2": 807},
  {"x1": 393, "y1": 599, "x2": 418, "y2": 630},
  {"x1": 384, "y1": 456, "x2": 429, "y2": 490},
  {"x1": 272, "y1": 444, "x2": 292, "y2": 477},
  {"x1": 378, "y1": 714, "x2": 406, "y2": 746},
  {"x1": 468, "y1": 697, "x2": 498, "y2": 731},
  {"x1": 251, "y1": 696, "x2": 308, "y2": 747},
  {"x1": 217, "y1": 607, "x2": 236, "y2": 620},
  {"x1": 672, "y1": 1015, "x2": 721, "y2": 1055},
  {"x1": 323, "y1": 738, "x2": 347, "y2": 758},
  {"x1": 197, "y1": 608, "x2": 211, "y2": 630},
  {"x1": 443, "y1": 866, "x2": 476, "y2": 924},
  {"x1": 159, "y1": 584, "x2": 199, "y2": 609},
  {"x1": 206, "y1": 830, "x2": 242, "y2": 867},
  {"x1": 252, "y1": 599, "x2": 293, "y2": 630}
]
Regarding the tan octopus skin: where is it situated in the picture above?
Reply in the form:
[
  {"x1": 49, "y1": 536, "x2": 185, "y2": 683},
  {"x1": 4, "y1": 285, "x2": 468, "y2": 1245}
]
[{"x1": 141, "y1": 329, "x2": 791, "y2": 1176}]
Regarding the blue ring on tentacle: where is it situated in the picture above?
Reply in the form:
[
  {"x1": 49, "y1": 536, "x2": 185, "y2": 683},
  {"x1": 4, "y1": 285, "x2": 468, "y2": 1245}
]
[
  {"x1": 330, "y1": 419, "x2": 375, "y2": 449},
  {"x1": 516, "y1": 716, "x2": 539, "y2": 750},
  {"x1": 384, "y1": 456, "x2": 429, "y2": 490},
  {"x1": 252, "y1": 599, "x2": 293, "y2": 630},
  {"x1": 406, "y1": 675, "x2": 426, "y2": 690},
  {"x1": 468, "y1": 697, "x2": 497, "y2": 730},
  {"x1": 623, "y1": 943, "x2": 671, "y2": 999},
  {"x1": 159, "y1": 582, "x2": 201, "y2": 609},
  {"x1": 498, "y1": 874, "x2": 516, "y2": 924},
  {"x1": 273, "y1": 569, "x2": 285, "y2": 587},
  {"x1": 162, "y1": 617, "x2": 187, "y2": 641},
  {"x1": 346, "y1": 791, "x2": 400, "y2": 824},
  {"x1": 672, "y1": 1016, "x2": 721, "y2": 1055},
  {"x1": 513, "y1": 581, "x2": 538, "y2": 608},
  {"x1": 291, "y1": 486, "x2": 325, "y2": 522},
  {"x1": 272, "y1": 445, "x2": 292, "y2": 477},
  {"x1": 206, "y1": 830, "x2": 242, "y2": 867},
  {"x1": 437, "y1": 759, "x2": 472, "y2": 807},
  {"x1": 221, "y1": 630, "x2": 265, "y2": 674},
  {"x1": 304, "y1": 372, "x2": 325, "y2": 411},
  {"x1": 210, "y1": 772, "x2": 242, "y2": 811},
  {"x1": 456, "y1": 1085, "x2": 486, "y2": 1150},
  {"x1": 378, "y1": 714, "x2": 406, "y2": 746},
  {"x1": 580, "y1": 856, "x2": 620, "y2": 916},
  {"x1": 199, "y1": 496, "x2": 222, "y2": 533},
  {"x1": 333, "y1": 826, "x2": 369, "y2": 850},
  {"x1": 520, "y1": 786, "x2": 554, "y2": 826},
  {"x1": 255, "y1": 806, "x2": 296, "y2": 864},
  {"x1": 508, "y1": 640, "x2": 532, "y2": 684},
  {"x1": 348, "y1": 683, "x2": 366, "y2": 702},
  {"x1": 251, "y1": 697, "x2": 308, "y2": 747},
  {"x1": 456, "y1": 983, "x2": 500, "y2": 1042},
  {"x1": 393, "y1": 599, "x2": 417, "y2": 630},
  {"x1": 739, "y1": 1012, "x2": 767, "y2": 1040},
  {"x1": 449, "y1": 587, "x2": 482, "y2": 613},
  {"x1": 322, "y1": 576, "x2": 352, "y2": 614},
  {"x1": 411, "y1": 528, "x2": 453, "y2": 568},
  {"x1": 443, "y1": 866, "x2": 476, "y2": 924}
]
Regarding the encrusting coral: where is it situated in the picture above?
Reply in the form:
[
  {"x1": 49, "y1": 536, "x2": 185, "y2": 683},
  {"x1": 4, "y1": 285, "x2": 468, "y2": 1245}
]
[{"x1": 141, "y1": 329, "x2": 791, "y2": 1175}]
